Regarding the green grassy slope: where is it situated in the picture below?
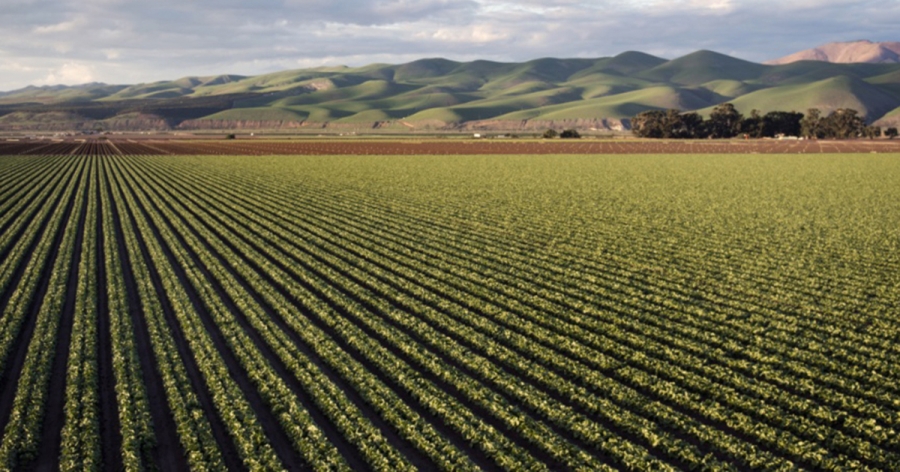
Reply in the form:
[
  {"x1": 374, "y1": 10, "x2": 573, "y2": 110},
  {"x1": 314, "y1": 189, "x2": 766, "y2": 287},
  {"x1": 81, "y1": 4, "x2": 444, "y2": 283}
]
[
  {"x1": 881, "y1": 106, "x2": 900, "y2": 118},
  {"x1": 697, "y1": 80, "x2": 761, "y2": 99},
  {"x1": 697, "y1": 75, "x2": 900, "y2": 119},
  {"x1": 873, "y1": 106, "x2": 900, "y2": 127},
  {"x1": 201, "y1": 107, "x2": 309, "y2": 121},
  {"x1": 639, "y1": 50, "x2": 767, "y2": 85},
  {"x1": 496, "y1": 85, "x2": 718, "y2": 120},
  {"x1": 3, "y1": 50, "x2": 900, "y2": 127},
  {"x1": 0, "y1": 83, "x2": 128, "y2": 104}
]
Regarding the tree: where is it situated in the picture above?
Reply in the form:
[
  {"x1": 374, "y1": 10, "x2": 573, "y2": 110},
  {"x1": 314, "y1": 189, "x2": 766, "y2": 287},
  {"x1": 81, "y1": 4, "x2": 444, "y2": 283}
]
[
  {"x1": 863, "y1": 126, "x2": 882, "y2": 139},
  {"x1": 800, "y1": 108, "x2": 823, "y2": 139},
  {"x1": 821, "y1": 108, "x2": 865, "y2": 139},
  {"x1": 708, "y1": 103, "x2": 743, "y2": 138},
  {"x1": 542, "y1": 129, "x2": 558, "y2": 139},
  {"x1": 631, "y1": 109, "x2": 706, "y2": 139},
  {"x1": 629, "y1": 106, "x2": 872, "y2": 141},
  {"x1": 661, "y1": 109, "x2": 682, "y2": 138},
  {"x1": 559, "y1": 129, "x2": 581, "y2": 139},
  {"x1": 740, "y1": 109, "x2": 764, "y2": 138},
  {"x1": 886, "y1": 127, "x2": 899, "y2": 139},
  {"x1": 762, "y1": 111, "x2": 803, "y2": 137},
  {"x1": 679, "y1": 112, "x2": 707, "y2": 139},
  {"x1": 631, "y1": 110, "x2": 667, "y2": 138}
]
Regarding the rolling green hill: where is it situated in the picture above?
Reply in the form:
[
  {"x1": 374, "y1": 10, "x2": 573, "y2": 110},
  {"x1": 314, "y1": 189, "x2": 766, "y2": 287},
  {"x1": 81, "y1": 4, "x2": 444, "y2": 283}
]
[
  {"x1": 2, "y1": 49, "x2": 900, "y2": 131},
  {"x1": 695, "y1": 75, "x2": 900, "y2": 119},
  {"x1": 638, "y1": 50, "x2": 768, "y2": 85},
  {"x1": 875, "y1": 105, "x2": 900, "y2": 127}
]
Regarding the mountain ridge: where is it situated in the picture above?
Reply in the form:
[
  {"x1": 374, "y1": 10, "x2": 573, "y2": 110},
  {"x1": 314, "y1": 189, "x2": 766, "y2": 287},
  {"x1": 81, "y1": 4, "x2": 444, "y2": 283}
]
[
  {"x1": 2, "y1": 47, "x2": 900, "y2": 132},
  {"x1": 767, "y1": 40, "x2": 900, "y2": 65}
]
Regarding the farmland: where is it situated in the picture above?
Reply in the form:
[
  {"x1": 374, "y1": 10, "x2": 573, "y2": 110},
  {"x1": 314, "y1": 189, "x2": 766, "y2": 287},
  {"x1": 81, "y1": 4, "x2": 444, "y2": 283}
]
[
  {"x1": 3, "y1": 137, "x2": 900, "y2": 156},
  {"x1": 0, "y1": 145, "x2": 899, "y2": 471}
]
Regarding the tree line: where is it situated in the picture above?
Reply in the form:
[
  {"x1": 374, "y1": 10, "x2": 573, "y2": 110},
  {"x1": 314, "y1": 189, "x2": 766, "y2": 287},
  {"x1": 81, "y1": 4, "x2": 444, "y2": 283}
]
[{"x1": 631, "y1": 104, "x2": 898, "y2": 139}]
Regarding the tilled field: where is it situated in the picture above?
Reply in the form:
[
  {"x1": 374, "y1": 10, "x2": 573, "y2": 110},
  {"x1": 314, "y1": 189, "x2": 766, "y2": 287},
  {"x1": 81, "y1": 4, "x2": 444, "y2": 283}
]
[
  {"x1": 2, "y1": 138, "x2": 900, "y2": 155},
  {"x1": 1, "y1": 152, "x2": 899, "y2": 471}
]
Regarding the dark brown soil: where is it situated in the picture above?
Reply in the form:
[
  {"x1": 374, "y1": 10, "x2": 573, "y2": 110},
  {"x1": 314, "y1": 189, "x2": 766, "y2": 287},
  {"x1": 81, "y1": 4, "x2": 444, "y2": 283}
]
[
  {"x1": 95, "y1": 171, "x2": 124, "y2": 472},
  {"x1": 112, "y1": 163, "x2": 244, "y2": 472},
  {"x1": 102, "y1": 162, "x2": 190, "y2": 472},
  {"x1": 30, "y1": 158, "x2": 89, "y2": 471},
  {"x1": 0, "y1": 162, "x2": 85, "y2": 448},
  {"x1": 3, "y1": 137, "x2": 900, "y2": 156}
]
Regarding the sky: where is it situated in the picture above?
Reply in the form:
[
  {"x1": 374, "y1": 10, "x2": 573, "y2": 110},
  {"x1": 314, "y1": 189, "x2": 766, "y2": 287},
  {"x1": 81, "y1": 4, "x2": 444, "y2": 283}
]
[{"x1": 1, "y1": 0, "x2": 898, "y2": 91}]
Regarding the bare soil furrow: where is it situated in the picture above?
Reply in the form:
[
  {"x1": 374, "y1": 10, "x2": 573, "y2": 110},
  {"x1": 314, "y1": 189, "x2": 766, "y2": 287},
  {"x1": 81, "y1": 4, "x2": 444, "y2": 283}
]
[
  {"x1": 0, "y1": 158, "x2": 79, "y2": 311},
  {"x1": 28, "y1": 157, "x2": 92, "y2": 471},
  {"x1": 95, "y1": 163, "x2": 124, "y2": 472},
  {"x1": 5, "y1": 138, "x2": 900, "y2": 157},
  {"x1": 127, "y1": 155, "x2": 456, "y2": 471},
  {"x1": 101, "y1": 160, "x2": 189, "y2": 472},
  {"x1": 0, "y1": 160, "x2": 86, "y2": 442},
  {"x1": 119, "y1": 165, "x2": 314, "y2": 471},
  {"x1": 111, "y1": 164, "x2": 244, "y2": 472}
]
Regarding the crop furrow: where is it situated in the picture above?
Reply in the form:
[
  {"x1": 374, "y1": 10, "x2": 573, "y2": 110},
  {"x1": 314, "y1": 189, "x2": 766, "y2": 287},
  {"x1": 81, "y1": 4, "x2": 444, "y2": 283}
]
[
  {"x1": 152, "y1": 155, "x2": 900, "y2": 444},
  {"x1": 114, "y1": 155, "x2": 346, "y2": 471},
  {"x1": 105, "y1": 158, "x2": 229, "y2": 471},
  {"x1": 0, "y1": 156, "x2": 89, "y2": 470}
]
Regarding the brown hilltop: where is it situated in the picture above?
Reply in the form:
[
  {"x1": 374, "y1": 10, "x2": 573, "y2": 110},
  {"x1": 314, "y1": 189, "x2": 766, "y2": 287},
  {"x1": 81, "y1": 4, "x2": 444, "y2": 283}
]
[{"x1": 766, "y1": 40, "x2": 900, "y2": 65}]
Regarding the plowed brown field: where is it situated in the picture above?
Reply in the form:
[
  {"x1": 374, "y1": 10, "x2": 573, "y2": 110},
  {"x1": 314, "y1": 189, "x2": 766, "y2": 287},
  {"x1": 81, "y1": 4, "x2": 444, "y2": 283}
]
[{"x1": 3, "y1": 138, "x2": 900, "y2": 156}]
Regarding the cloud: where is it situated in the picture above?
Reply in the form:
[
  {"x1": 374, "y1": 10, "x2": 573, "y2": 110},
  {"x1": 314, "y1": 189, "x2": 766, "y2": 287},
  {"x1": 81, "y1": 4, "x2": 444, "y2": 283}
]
[
  {"x1": 431, "y1": 24, "x2": 509, "y2": 43},
  {"x1": 33, "y1": 15, "x2": 85, "y2": 34},
  {"x1": 0, "y1": 62, "x2": 38, "y2": 73},
  {"x1": 0, "y1": 0, "x2": 898, "y2": 90},
  {"x1": 36, "y1": 62, "x2": 96, "y2": 85}
]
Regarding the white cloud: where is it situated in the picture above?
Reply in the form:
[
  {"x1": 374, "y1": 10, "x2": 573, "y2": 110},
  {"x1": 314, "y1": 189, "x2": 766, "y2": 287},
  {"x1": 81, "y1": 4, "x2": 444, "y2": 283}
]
[
  {"x1": 37, "y1": 62, "x2": 95, "y2": 85},
  {"x1": 33, "y1": 17, "x2": 83, "y2": 34},
  {"x1": 689, "y1": 0, "x2": 734, "y2": 11},
  {"x1": 0, "y1": 0, "x2": 897, "y2": 90},
  {"x1": 0, "y1": 62, "x2": 38, "y2": 72},
  {"x1": 431, "y1": 24, "x2": 509, "y2": 43}
]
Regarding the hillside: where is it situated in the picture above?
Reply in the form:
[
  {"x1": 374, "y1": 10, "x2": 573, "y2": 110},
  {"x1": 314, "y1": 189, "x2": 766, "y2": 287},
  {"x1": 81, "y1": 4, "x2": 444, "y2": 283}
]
[
  {"x1": 767, "y1": 40, "x2": 900, "y2": 65},
  {"x1": 2, "y1": 48, "x2": 900, "y2": 132}
]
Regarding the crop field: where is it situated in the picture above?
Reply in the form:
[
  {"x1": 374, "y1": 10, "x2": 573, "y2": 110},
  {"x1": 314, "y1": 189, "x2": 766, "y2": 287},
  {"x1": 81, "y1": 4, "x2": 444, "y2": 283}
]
[
  {"x1": 0, "y1": 150, "x2": 899, "y2": 471},
  {"x1": 3, "y1": 137, "x2": 900, "y2": 156}
]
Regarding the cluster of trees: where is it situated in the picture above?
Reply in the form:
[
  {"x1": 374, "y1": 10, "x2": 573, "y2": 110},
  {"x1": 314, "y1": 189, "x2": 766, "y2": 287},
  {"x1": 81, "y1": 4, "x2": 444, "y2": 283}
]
[
  {"x1": 543, "y1": 129, "x2": 581, "y2": 139},
  {"x1": 632, "y1": 104, "x2": 898, "y2": 139}
]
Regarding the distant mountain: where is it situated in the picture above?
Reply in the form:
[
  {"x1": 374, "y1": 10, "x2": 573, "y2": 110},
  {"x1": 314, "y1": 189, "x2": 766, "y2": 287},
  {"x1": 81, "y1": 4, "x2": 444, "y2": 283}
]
[
  {"x1": 2, "y1": 48, "x2": 900, "y2": 132},
  {"x1": 0, "y1": 83, "x2": 127, "y2": 102},
  {"x1": 767, "y1": 40, "x2": 900, "y2": 65}
]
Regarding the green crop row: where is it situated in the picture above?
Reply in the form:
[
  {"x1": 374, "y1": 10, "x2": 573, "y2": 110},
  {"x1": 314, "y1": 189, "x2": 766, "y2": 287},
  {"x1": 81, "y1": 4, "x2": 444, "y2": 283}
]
[
  {"x1": 104, "y1": 157, "x2": 227, "y2": 470},
  {"x1": 60, "y1": 158, "x2": 102, "y2": 470},
  {"x1": 99, "y1": 158, "x2": 157, "y2": 472},
  {"x1": 0, "y1": 156, "x2": 88, "y2": 469},
  {"x1": 0, "y1": 151, "x2": 897, "y2": 471},
  {"x1": 147, "y1": 153, "x2": 899, "y2": 469}
]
